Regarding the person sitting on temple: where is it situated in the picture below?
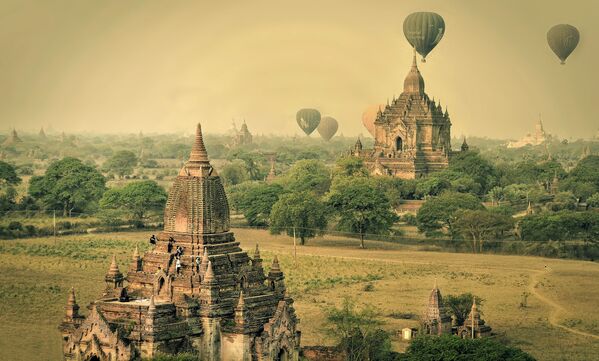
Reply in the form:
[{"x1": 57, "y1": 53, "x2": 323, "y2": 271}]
[
  {"x1": 149, "y1": 234, "x2": 157, "y2": 244},
  {"x1": 176, "y1": 246, "x2": 184, "y2": 258},
  {"x1": 175, "y1": 258, "x2": 182, "y2": 275}
]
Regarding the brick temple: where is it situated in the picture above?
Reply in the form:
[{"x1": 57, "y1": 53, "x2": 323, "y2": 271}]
[
  {"x1": 60, "y1": 124, "x2": 300, "y2": 361},
  {"x1": 351, "y1": 53, "x2": 454, "y2": 179}
]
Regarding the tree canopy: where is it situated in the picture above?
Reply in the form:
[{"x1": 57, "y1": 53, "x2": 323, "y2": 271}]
[
  {"x1": 100, "y1": 180, "x2": 167, "y2": 221},
  {"x1": 29, "y1": 157, "x2": 106, "y2": 216},
  {"x1": 281, "y1": 159, "x2": 331, "y2": 196},
  {"x1": 416, "y1": 191, "x2": 483, "y2": 237},
  {"x1": 328, "y1": 177, "x2": 398, "y2": 248},
  {"x1": 103, "y1": 150, "x2": 138, "y2": 178},
  {"x1": 403, "y1": 335, "x2": 535, "y2": 361},
  {"x1": 269, "y1": 191, "x2": 328, "y2": 245},
  {"x1": 235, "y1": 182, "x2": 283, "y2": 227},
  {"x1": 449, "y1": 151, "x2": 499, "y2": 195},
  {"x1": 0, "y1": 161, "x2": 21, "y2": 186}
]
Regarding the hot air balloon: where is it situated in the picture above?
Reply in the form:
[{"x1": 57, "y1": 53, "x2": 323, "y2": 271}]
[
  {"x1": 547, "y1": 24, "x2": 580, "y2": 65},
  {"x1": 403, "y1": 12, "x2": 445, "y2": 62},
  {"x1": 317, "y1": 116, "x2": 338, "y2": 141},
  {"x1": 296, "y1": 108, "x2": 321, "y2": 135},
  {"x1": 361, "y1": 104, "x2": 384, "y2": 136}
]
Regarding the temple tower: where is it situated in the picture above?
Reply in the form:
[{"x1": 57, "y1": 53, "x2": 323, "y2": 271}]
[
  {"x1": 61, "y1": 123, "x2": 300, "y2": 361},
  {"x1": 421, "y1": 281, "x2": 452, "y2": 335}
]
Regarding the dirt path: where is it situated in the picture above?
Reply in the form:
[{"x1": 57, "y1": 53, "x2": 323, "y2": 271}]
[{"x1": 529, "y1": 268, "x2": 599, "y2": 340}]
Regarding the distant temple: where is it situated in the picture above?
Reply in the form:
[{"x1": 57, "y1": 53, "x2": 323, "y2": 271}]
[
  {"x1": 507, "y1": 116, "x2": 548, "y2": 148},
  {"x1": 351, "y1": 54, "x2": 454, "y2": 179},
  {"x1": 421, "y1": 282, "x2": 491, "y2": 339},
  {"x1": 265, "y1": 155, "x2": 277, "y2": 183},
  {"x1": 39, "y1": 127, "x2": 46, "y2": 138},
  {"x1": 233, "y1": 120, "x2": 253, "y2": 146},
  {"x1": 3, "y1": 129, "x2": 22, "y2": 146},
  {"x1": 60, "y1": 124, "x2": 300, "y2": 361}
]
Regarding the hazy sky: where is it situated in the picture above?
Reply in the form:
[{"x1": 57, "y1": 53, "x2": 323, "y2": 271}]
[{"x1": 0, "y1": 0, "x2": 597, "y2": 139}]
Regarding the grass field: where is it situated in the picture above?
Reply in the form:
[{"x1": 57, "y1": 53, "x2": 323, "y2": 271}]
[{"x1": 0, "y1": 229, "x2": 598, "y2": 361}]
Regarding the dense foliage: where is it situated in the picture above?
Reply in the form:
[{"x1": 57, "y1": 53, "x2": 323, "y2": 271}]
[
  {"x1": 401, "y1": 335, "x2": 536, "y2": 361},
  {"x1": 29, "y1": 157, "x2": 106, "y2": 216}
]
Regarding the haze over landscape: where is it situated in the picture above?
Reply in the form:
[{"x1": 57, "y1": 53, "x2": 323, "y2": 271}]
[{"x1": 0, "y1": 0, "x2": 597, "y2": 138}]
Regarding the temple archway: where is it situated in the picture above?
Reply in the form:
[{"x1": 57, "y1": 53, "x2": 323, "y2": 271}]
[
  {"x1": 395, "y1": 136, "x2": 403, "y2": 151},
  {"x1": 87, "y1": 355, "x2": 100, "y2": 361},
  {"x1": 276, "y1": 348, "x2": 289, "y2": 361}
]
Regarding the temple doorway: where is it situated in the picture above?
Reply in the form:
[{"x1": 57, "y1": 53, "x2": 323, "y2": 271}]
[
  {"x1": 88, "y1": 355, "x2": 100, "y2": 361},
  {"x1": 276, "y1": 348, "x2": 289, "y2": 361}
]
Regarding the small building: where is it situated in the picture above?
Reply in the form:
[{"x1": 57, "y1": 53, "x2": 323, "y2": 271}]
[
  {"x1": 401, "y1": 327, "x2": 416, "y2": 341},
  {"x1": 457, "y1": 298, "x2": 492, "y2": 339}
]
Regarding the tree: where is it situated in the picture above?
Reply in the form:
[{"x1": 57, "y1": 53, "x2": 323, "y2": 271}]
[
  {"x1": 328, "y1": 177, "x2": 398, "y2": 248},
  {"x1": 416, "y1": 191, "x2": 483, "y2": 238},
  {"x1": 403, "y1": 335, "x2": 536, "y2": 361},
  {"x1": 454, "y1": 209, "x2": 514, "y2": 253},
  {"x1": 29, "y1": 157, "x2": 106, "y2": 216},
  {"x1": 100, "y1": 180, "x2": 167, "y2": 221},
  {"x1": 281, "y1": 159, "x2": 331, "y2": 196},
  {"x1": 0, "y1": 161, "x2": 21, "y2": 186},
  {"x1": 236, "y1": 183, "x2": 283, "y2": 226},
  {"x1": 587, "y1": 193, "x2": 599, "y2": 208},
  {"x1": 270, "y1": 191, "x2": 328, "y2": 245},
  {"x1": 324, "y1": 298, "x2": 394, "y2": 361},
  {"x1": 334, "y1": 156, "x2": 369, "y2": 178},
  {"x1": 103, "y1": 150, "x2": 138, "y2": 178},
  {"x1": 449, "y1": 151, "x2": 499, "y2": 194},
  {"x1": 220, "y1": 160, "x2": 249, "y2": 186},
  {"x1": 444, "y1": 293, "x2": 484, "y2": 326}
]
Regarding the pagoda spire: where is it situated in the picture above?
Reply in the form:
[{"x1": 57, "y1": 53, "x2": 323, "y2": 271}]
[{"x1": 187, "y1": 123, "x2": 210, "y2": 165}]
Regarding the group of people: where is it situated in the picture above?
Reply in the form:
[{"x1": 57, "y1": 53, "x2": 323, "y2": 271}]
[{"x1": 149, "y1": 234, "x2": 203, "y2": 275}]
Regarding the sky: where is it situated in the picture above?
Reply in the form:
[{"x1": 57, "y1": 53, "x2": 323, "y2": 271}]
[{"x1": 0, "y1": 0, "x2": 597, "y2": 139}]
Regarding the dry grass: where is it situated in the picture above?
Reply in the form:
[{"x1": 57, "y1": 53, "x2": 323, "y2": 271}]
[{"x1": 0, "y1": 229, "x2": 598, "y2": 361}]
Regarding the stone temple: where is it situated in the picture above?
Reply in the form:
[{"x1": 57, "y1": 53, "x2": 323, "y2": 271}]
[
  {"x1": 59, "y1": 124, "x2": 300, "y2": 361},
  {"x1": 351, "y1": 54, "x2": 453, "y2": 179}
]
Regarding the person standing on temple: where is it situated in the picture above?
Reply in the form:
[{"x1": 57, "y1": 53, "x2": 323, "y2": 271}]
[{"x1": 175, "y1": 258, "x2": 182, "y2": 275}]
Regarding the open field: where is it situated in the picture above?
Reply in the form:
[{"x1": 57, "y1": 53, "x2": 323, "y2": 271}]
[{"x1": 0, "y1": 230, "x2": 598, "y2": 361}]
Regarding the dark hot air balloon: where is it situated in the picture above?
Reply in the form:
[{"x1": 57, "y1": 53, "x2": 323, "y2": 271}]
[
  {"x1": 361, "y1": 104, "x2": 384, "y2": 136},
  {"x1": 296, "y1": 108, "x2": 321, "y2": 135},
  {"x1": 317, "y1": 116, "x2": 338, "y2": 141},
  {"x1": 403, "y1": 12, "x2": 445, "y2": 62},
  {"x1": 547, "y1": 24, "x2": 580, "y2": 65}
]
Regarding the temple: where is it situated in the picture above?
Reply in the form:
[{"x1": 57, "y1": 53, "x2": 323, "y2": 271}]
[
  {"x1": 507, "y1": 115, "x2": 548, "y2": 148},
  {"x1": 59, "y1": 124, "x2": 300, "y2": 361},
  {"x1": 351, "y1": 54, "x2": 453, "y2": 179},
  {"x1": 421, "y1": 281, "x2": 452, "y2": 336},
  {"x1": 457, "y1": 298, "x2": 492, "y2": 339},
  {"x1": 233, "y1": 120, "x2": 253, "y2": 147}
]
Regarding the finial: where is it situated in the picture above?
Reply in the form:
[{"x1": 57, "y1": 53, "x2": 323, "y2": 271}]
[
  {"x1": 204, "y1": 260, "x2": 215, "y2": 282},
  {"x1": 108, "y1": 254, "x2": 120, "y2": 275},
  {"x1": 271, "y1": 256, "x2": 281, "y2": 272},
  {"x1": 133, "y1": 245, "x2": 140, "y2": 259},
  {"x1": 67, "y1": 287, "x2": 77, "y2": 305},
  {"x1": 254, "y1": 244, "x2": 261, "y2": 259},
  {"x1": 188, "y1": 123, "x2": 209, "y2": 164},
  {"x1": 148, "y1": 295, "x2": 156, "y2": 312}
]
